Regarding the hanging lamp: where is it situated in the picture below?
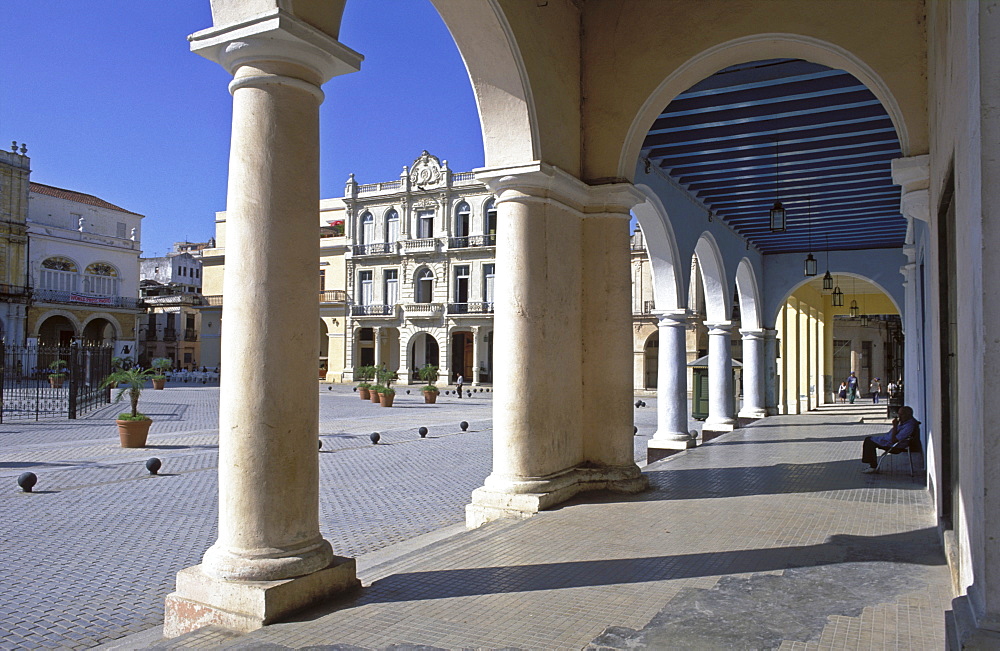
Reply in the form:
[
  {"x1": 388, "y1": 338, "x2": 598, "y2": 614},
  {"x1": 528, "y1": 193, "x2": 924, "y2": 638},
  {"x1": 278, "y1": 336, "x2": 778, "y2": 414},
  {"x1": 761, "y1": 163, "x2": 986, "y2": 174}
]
[
  {"x1": 832, "y1": 275, "x2": 844, "y2": 306},
  {"x1": 769, "y1": 136, "x2": 786, "y2": 232},
  {"x1": 849, "y1": 278, "x2": 859, "y2": 317},
  {"x1": 804, "y1": 196, "x2": 817, "y2": 276},
  {"x1": 822, "y1": 234, "x2": 833, "y2": 290}
]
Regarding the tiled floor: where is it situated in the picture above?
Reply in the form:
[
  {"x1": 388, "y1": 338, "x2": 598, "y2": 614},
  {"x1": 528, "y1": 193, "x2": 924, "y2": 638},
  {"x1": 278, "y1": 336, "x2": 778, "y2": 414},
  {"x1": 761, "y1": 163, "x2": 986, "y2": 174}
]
[{"x1": 159, "y1": 402, "x2": 951, "y2": 650}]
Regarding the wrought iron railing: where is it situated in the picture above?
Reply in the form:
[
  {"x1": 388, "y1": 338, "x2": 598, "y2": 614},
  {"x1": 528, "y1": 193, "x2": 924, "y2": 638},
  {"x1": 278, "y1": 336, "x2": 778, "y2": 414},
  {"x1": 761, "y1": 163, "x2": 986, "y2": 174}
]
[
  {"x1": 184, "y1": 328, "x2": 198, "y2": 341},
  {"x1": 163, "y1": 329, "x2": 178, "y2": 342},
  {"x1": 0, "y1": 342, "x2": 112, "y2": 422},
  {"x1": 351, "y1": 304, "x2": 395, "y2": 317},
  {"x1": 33, "y1": 288, "x2": 143, "y2": 309},
  {"x1": 447, "y1": 234, "x2": 496, "y2": 249},
  {"x1": 447, "y1": 302, "x2": 494, "y2": 315}
]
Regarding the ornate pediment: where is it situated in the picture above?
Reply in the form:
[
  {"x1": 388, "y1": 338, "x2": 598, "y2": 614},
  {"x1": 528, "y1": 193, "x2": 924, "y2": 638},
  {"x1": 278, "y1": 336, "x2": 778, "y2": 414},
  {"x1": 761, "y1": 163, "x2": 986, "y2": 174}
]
[{"x1": 409, "y1": 151, "x2": 446, "y2": 189}]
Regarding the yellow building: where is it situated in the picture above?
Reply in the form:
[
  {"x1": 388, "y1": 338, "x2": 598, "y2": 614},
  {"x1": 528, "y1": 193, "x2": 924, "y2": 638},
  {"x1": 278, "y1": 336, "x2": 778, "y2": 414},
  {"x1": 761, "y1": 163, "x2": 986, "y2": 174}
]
[{"x1": 0, "y1": 143, "x2": 31, "y2": 344}]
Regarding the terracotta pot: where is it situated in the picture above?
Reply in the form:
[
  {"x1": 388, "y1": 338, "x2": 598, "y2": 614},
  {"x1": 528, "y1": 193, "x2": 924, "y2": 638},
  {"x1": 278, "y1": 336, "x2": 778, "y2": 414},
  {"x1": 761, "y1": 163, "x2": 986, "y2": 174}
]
[
  {"x1": 152, "y1": 377, "x2": 166, "y2": 390},
  {"x1": 359, "y1": 388, "x2": 370, "y2": 400},
  {"x1": 48, "y1": 377, "x2": 64, "y2": 389},
  {"x1": 379, "y1": 392, "x2": 395, "y2": 407},
  {"x1": 117, "y1": 418, "x2": 152, "y2": 448},
  {"x1": 423, "y1": 391, "x2": 438, "y2": 404},
  {"x1": 370, "y1": 390, "x2": 381, "y2": 403}
]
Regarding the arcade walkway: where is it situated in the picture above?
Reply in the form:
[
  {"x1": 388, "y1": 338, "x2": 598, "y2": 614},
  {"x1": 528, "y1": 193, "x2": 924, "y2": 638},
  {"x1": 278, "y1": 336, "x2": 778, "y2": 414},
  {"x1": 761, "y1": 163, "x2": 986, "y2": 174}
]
[{"x1": 146, "y1": 403, "x2": 951, "y2": 649}]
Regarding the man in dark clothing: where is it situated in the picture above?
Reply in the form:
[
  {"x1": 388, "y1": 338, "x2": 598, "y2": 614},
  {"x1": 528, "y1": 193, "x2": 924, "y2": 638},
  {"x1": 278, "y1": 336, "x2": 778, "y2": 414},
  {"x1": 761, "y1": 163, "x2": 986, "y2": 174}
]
[{"x1": 862, "y1": 405, "x2": 920, "y2": 472}]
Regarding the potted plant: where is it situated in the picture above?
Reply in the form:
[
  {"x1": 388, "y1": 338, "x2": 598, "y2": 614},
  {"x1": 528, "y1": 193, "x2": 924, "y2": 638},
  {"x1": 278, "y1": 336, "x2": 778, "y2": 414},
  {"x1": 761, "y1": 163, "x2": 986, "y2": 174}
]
[
  {"x1": 150, "y1": 357, "x2": 172, "y2": 390},
  {"x1": 356, "y1": 365, "x2": 376, "y2": 400},
  {"x1": 376, "y1": 367, "x2": 397, "y2": 407},
  {"x1": 369, "y1": 383, "x2": 383, "y2": 403},
  {"x1": 418, "y1": 364, "x2": 440, "y2": 404},
  {"x1": 101, "y1": 367, "x2": 155, "y2": 448},
  {"x1": 47, "y1": 359, "x2": 68, "y2": 389}
]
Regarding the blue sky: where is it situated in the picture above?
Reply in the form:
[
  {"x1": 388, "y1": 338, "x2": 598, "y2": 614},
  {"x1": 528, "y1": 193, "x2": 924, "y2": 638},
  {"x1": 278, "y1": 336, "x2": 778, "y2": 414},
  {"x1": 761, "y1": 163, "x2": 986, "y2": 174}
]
[{"x1": 3, "y1": 1, "x2": 485, "y2": 257}]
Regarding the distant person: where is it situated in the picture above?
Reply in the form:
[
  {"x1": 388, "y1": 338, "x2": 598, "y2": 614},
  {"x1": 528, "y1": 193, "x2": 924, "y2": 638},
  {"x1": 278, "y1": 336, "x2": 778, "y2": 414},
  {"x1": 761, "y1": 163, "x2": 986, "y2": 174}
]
[
  {"x1": 861, "y1": 405, "x2": 919, "y2": 472},
  {"x1": 456, "y1": 374, "x2": 464, "y2": 398},
  {"x1": 870, "y1": 378, "x2": 882, "y2": 404},
  {"x1": 838, "y1": 381, "x2": 848, "y2": 404},
  {"x1": 846, "y1": 372, "x2": 859, "y2": 404}
]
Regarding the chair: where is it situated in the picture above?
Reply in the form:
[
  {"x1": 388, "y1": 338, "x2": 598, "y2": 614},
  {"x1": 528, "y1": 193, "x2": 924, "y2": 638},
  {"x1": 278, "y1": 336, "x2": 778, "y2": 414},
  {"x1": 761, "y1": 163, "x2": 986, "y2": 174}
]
[{"x1": 874, "y1": 435, "x2": 922, "y2": 476}]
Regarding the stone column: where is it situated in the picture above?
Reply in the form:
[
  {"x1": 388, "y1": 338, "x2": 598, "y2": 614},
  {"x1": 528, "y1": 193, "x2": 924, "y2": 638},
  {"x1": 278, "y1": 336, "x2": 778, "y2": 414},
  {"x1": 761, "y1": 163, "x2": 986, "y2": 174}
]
[
  {"x1": 648, "y1": 310, "x2": 695, "y2": 462},
  {"x1": 472, "y1": 325, "x2": 481, "y2": 385},
  {"x1": 704, "y1": 322, "x2": 737, "y2": 431},
  {"x1": 738, "y1": 329, "x2": 766, "y2": 419},
  {"x1": 763, "y1": 328, "x2": 779, "y2": 415},
  {"x1": 466, "y1": 164, "x2": 646, "y2": 528},
  {"x1": 165, "y1": 14, "x2": 362, "y2": 637},
  {"x1": 373, "y1": 326, "x2": 383, "y2": 369}
]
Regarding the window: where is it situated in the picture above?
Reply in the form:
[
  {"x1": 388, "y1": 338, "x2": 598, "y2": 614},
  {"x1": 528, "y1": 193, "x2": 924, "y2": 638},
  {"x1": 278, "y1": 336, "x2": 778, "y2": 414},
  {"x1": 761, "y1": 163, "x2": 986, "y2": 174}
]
[
  {"x1": 360, "y1": 212, "x2": 374, "y2": 245},
  {"x1": 454, "y1": 265, "x2": 470, "y2": 303},
  {"x1": 359, "y1": 270, "x2": 373, "y2": 305},
  {"x1": 485, "y1": 199, "x2": 498, "y2": 241},
  {"x1": 454, "y1": 202, "x2": 470, "y2": 237},
  {"x1": 384, "y1": 269, "x2": 399, "y2": 305},
  {"x1": 117, "y1": 222, "x2": 127, "y2": 239},
  {"x1": 416, "y1": 268, "x2": 434, "y2": 303},
  {"x1": 40, "y1": 256, "x2": 78, "y2": 292},
  {"x1": 83, "y1": 262, "x2": 119, "y2": 296},
  {"x1": 484, "y1": 263, "x2": 495, "y2": 304},
  {"x1": 417, "y1": 210, "x2": 434, "y2": 238},
  {"x1": 385, "y1": 209, "x2": 400, "y2": 242}
]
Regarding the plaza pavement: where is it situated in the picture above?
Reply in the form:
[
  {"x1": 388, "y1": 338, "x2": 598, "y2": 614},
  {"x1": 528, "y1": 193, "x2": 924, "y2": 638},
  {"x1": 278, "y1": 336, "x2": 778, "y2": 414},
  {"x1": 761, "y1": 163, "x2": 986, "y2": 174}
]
[{"x1": 1, "y1": 387, "x2": 951, "y2": 649}]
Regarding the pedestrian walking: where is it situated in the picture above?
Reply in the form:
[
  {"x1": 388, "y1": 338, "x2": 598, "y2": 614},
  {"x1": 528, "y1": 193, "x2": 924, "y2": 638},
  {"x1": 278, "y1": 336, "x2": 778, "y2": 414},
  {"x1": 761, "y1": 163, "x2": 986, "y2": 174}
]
[
  {"x1": 870, "y1": 377, "x2": 882, "y2": 404},
  {"x1": 838, "y1": 381, "x2": 848, "y2": 403},
  {"x1": 456, "y1": 374, "x2": 464, "y2": 398},
  {"x1": 846, "y1": 372, "x2": 859, "y2": 404}
]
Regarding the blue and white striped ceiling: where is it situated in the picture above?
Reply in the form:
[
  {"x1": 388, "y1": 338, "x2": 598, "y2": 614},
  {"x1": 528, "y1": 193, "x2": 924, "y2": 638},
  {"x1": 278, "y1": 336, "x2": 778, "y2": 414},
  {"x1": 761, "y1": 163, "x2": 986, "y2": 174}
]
[{"x1": 642, "y1": 59, "x2": 905, "y2": 254}]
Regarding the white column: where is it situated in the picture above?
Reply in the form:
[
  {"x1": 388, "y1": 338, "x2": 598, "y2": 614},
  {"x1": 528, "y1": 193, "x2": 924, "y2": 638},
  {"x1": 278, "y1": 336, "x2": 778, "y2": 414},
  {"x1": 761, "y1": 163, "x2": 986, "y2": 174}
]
[
  {"x1": 763, "y1": 328, "x2": 778, "y2": 415},
  {"x1": 467, "y1": 164, "x2": 646, "y2": 528},
  {"x1": 648, "y1": 310, "x2": 695, "y2": 455},
  {"x1": 738, "y1": 329, "x2": 766, "y2": 418},
  {"x1": 373, "y1": 326, "x2": 383, "y2": 369},
  {"x1": 165, "y1": 15, "x2": 362, "y2": 637},
  {"x1": 704, "y1": 321, "x2": 737, "y2": 430},
  {"x1": 472, "y1": 325, "x2": 481, "y2": 385}
]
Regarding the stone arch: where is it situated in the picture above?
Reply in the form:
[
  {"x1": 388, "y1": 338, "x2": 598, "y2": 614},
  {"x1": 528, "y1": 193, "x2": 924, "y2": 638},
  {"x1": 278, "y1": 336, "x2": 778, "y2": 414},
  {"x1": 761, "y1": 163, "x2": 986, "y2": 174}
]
[
  {"x1": 618, "y1": 32, "x2": 916, "y2": 180},
  {"x1": 771, "y1": 272, "x2": 902, "y2": 328},
  {"x1": 632, "y1": 184, "x2": 684, "y2": 312},
  {"x1": 33, "y1": 310, "x2": 82, "y2": 338},
  {"x1": 81, "y1": 317, "x2": 119, "y2": 344},
  {"x1": 734, "y1": 258, "x2": 762, "y2": 330},
  {"x1": 429, "y1": 0, "x2": 539, "y2": 167},
  {"x1": 81, "y1": 312, "x2": 123, "y2": 339},
  {"x1": 693, "y1": 232, "x2": 730, "y2": 323}
]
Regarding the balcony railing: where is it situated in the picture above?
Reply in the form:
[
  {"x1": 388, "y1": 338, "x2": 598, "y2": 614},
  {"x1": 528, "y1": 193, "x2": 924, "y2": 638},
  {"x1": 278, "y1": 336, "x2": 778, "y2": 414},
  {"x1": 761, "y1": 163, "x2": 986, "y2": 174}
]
[
  {"x1": 453, "y1": 171, "x2": 476, "y2": 183},
  {"x1": 351, "y1": 304, "x2": 396, "y2": 317},
  {"x1": 448, "y1": 234, "x2": 496, "y2": 249},
  {"x1": 357, "y1": 180, "x2": 402, "y2": 194},
  {"x1": 400, "y1": 238, "x2": 438, "y2": 254},
  {"x1": 319, "y1": 290, "x2": 347, "y2": 303},
  {"x1": 202, "y1": 295, "x2": 223, "y2": 306},
  {"x1": 447, "y1": 302, "x2": 494, "y2": 315},
  {"x1": 33, "y1": 288, "x2": 143, "y2": 309},
  {"x1": 184, "y1": 328, "x2": 198, "y2": 341},
  {"x1": 163, "y1": 328, "x2": 178, "y2": 342},
  {"x1": 403, "y1": 302, "x2": 443, "y2": 318},
  {"x1": 634, "y1": 300, "x2": 656, "y2": 315},
  {"x1": 352, "y1": 242, "x2": 397, "y2": 256},
  {"x1": 0, "y1": 284, "x2": 30, "y2": 300}
]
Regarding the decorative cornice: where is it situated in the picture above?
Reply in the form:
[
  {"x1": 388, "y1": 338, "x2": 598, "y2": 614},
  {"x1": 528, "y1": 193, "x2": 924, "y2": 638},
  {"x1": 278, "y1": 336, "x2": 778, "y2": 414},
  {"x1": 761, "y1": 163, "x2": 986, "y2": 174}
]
[{"x1": 891, "y1": 155, "x2": 930, "y2": 223}]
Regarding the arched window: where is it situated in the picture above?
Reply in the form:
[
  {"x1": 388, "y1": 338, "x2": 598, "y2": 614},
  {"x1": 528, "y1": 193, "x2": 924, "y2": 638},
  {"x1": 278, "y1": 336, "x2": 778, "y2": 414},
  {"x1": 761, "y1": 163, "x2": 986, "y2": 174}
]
[
  {"x1": 454, "y1": 202, "x2": 470, "y2": 238},
  {"x1": 360, "y1": 212, "x2": 374, "y2": 245},
  {"x1": 40, "y1": 257, "x2": 78, "y2": 292},
  {"x1": 416, "y1": 268, "x2": 434, "y2": 303},
  {"x1": 385, "y1": 209, "x2": 400, "y2": 242},
  {"x1": 485, "y1": 199, "x2": 498, "y2": 244},
  {"x1": 83, "y1": 262, "x2": 120, "y2": 296}
]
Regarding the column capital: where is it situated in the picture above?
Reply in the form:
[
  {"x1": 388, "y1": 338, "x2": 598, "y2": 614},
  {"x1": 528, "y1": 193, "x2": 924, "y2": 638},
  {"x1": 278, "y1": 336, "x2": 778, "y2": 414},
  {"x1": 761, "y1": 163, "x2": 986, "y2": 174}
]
[
  {"x1": 189, "y1": 9, "x2": 363, "y2": 84},
  {"x1": 739, "y1": 328, "x2": 767, "y2": 340},
  {"x1": 474, "y1": 162, "x2": 643, "y2": 216},
  {"x1": 704, "y1": 321, "x2": 733, "y2": 335},
  {"x1": 653, "y1": 309, "x2": 689, "y2": 328}
]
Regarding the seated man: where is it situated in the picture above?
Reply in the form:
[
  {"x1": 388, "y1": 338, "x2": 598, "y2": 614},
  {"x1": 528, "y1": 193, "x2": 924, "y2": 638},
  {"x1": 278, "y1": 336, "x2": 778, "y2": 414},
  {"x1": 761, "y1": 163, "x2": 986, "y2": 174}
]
[{"x1": 861, "y1": 405, "x2": 920, "y2": 472}]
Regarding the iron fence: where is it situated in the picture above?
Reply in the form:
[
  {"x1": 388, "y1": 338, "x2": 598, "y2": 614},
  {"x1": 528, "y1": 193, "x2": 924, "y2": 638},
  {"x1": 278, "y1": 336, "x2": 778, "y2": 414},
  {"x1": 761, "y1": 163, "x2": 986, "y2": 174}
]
[{"x1": 0, "y1": 342, "x2": 112, "y2": 422}]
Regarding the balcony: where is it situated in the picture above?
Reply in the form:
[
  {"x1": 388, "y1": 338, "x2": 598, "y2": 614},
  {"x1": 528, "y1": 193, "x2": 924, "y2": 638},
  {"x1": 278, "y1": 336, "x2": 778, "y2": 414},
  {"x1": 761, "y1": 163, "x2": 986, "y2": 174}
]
[
  {"x1": 634, "y1": 300, "x2": 656, "y2": 315},
  {"x1": 184, "y1": 328, "x2": 198, "y2": 341},
  {"x1": 0, "y1": 284, "x2": 30, "y2": 302},
  {"x1": 352, "y1": 242, "x2": 397, "y2": 256},
  {"x1": 163, "y1": 328, "x2": 178, "y2": 342},
  {"x1": 400, "y1": 238, "x2": 438, "y2": 254},
  {"x1": 448, "y1": 234, "x2": 496, "y2": 249},
  {"x1": 447, "y1": 302, "x2": 494, "y2": 315},
  {"x1": 402, "y1": 303, "x2": 444, "y2": 318},
  {"x1": 33, "y1": 288, "x2": 143, "y2": 309},
  {"x1": 351, "y1": 304, "x2": 397, "y2": 318},
  {"x1": 319, "y1": 290, "x2": 347, "y2": 304}
]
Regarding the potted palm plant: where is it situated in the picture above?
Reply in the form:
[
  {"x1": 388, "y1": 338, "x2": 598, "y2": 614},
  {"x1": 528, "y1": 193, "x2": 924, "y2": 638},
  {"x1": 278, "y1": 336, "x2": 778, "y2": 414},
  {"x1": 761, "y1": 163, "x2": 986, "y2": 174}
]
[
  {"x1": 101, "y1": 366, "x2": 155, "y2": 448},
  {"x1": 418, "y1": 364, "x2": 440, "y2": 404},
  {"x1": 150, "y1": 357, "x2": 172, "y2": 390},
  {"x1": 47, "y1": 359, "x2": 68, "y2": 389},
  {"x1": 356, "y1": 365, "x2": 376, "y2": 400},
  {"x1": 376, "y1": 367, "x2": 396, "y2": 407}
]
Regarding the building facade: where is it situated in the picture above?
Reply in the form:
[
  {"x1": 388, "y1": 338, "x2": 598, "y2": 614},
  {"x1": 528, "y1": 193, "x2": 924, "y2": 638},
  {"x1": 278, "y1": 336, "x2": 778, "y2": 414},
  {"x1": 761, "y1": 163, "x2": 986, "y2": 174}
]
[
  {"x1": 138, "y1": 251, "x2": 204, "y2": 369},
  {"x1": 0, "y1": 143, "x2": 31, "y2": 344}
]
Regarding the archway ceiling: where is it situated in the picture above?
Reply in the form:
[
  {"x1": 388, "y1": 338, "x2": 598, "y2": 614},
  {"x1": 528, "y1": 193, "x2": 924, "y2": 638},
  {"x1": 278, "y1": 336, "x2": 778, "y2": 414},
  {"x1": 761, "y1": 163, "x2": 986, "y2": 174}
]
[{"x1": 642, "y1": 59, "x2": 904, "y2": 254}]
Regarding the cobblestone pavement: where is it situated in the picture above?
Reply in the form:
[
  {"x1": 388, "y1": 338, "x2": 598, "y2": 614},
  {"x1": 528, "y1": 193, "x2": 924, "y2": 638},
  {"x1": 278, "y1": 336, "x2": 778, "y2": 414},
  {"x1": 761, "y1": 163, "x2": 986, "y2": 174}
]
[
  {"x1": 156, "y1": 402, "x2": 950, "y2": 650},
  {"x1": 0, "y1": 384, "x2": 659, "y2": 649}
]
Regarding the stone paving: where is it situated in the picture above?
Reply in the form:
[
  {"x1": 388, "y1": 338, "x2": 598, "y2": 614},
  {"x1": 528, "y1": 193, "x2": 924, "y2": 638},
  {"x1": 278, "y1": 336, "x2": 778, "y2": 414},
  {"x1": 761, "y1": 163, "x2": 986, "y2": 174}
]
[{"x1": 2, "y1": 389, "x2": 951, "y2": 649}]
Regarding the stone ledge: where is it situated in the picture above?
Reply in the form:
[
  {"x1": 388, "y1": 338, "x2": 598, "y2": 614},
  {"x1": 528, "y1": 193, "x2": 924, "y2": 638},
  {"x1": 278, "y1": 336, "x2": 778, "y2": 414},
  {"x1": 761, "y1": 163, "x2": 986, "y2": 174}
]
[{"x1": 163, "y1": 556, "x2": 359, "y2": 638}]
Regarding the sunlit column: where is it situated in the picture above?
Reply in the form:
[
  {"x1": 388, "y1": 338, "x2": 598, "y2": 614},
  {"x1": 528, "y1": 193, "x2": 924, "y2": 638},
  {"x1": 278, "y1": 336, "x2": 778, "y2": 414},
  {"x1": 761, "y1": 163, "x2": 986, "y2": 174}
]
[
  {"x1": 472, "y1": 325, "x2": 481, "y2": 385},
  {"x1": 705, "y1": 321, "x2": 737, "y2": 430},
  {"x1": 648, "y1": 310, "x2": 696, "y2": 457},
  {"x1": 738, "y1": 328, "x2": 766, "y2": 418},
  {"x1": 763, "y1": 328, "x2": 778, "y2": 415}
]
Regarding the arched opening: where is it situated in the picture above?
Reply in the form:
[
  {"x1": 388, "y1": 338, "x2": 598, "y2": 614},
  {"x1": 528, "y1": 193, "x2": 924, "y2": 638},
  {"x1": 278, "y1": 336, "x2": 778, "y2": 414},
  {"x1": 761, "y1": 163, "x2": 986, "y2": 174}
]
[
  {"x1": 377, "y1": 327, "x2": 400, "y2": 372},
  {"x1": 38, "y1": 315, "x2": 76, "y2": 347},
  {"x1": 355, "y1": 327, "x2": 375, "y2": 367},
  {"x1": 454, "y1": 201, "x2": 470, "y2": 238},
  {"x1": 40, "y1": 256, "x2": 78, "y2": 293},
  {"x1": 408, "y1": 332, "x2": 439, "y2": 378},
  {"x1": 385, "y1": 209, "x2": 400, "y2": 243},
  {"x1": 484, "y1": 199, "x2": 497, "y2": 245},
  {"x1": 644, "y1": 332, "x2": 658, "y2": 390},
  {"x1": 82, "y1": 318, "x2": 116, "y2": 344},
  {"x1": 415, "y1": 268, "x2": 434, "y2": 303},
  {"x1": 83, "y1": 262, "x2": 120, "y2": 296},
  {"x1": 359, "y1": 212, "x2": 374, "y2": 245},
  {"x1": 319, "y1": 319, "x2": 329, "y2": 379},
  {"x1": 450, "y1": 329, "x2": 473, "y2": 383}
]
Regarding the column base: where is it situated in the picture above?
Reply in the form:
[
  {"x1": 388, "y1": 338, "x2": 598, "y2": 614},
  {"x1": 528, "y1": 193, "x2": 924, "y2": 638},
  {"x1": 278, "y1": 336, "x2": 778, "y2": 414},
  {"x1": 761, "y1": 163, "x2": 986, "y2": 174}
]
[
  {"x1": 765, "y1": 407, "x2": 779, "y2": 416},
  {"x1": 703, "y1": 417, "x2": 737, "y2": 433},
  {"x1": 466, "y1": 465, "x2": 648, "y2": 529},
  {"x1": 738, "y1": 407, "x2": 767, "y2": 419},
  {"x1": 163, "y1": 556, "x2": 359, "y2": 638}
]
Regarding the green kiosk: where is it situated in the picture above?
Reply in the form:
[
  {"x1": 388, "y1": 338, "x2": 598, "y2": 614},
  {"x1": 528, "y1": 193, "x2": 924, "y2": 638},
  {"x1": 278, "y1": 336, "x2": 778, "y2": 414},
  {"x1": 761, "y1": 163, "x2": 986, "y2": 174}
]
[{"x1": 688, "y1": 355, "x2": 742, "y2": 420}]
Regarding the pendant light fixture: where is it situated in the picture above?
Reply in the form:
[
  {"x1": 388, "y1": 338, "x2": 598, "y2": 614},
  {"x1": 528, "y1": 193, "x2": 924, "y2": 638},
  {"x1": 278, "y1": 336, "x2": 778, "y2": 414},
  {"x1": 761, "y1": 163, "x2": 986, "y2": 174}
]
[
  {"x1": 770, "y1": 136, "x2": 786, "y2": 232},
  {"x1": 832, "y1": 277, "x2": 844, "y2": 307},
  {"x1": 804, "y1": 196, "x2": 817, "y2": 276},
  {"x1": 849, "y1": 277, "x2": 859, "y2": 318},
  {"x1": 822, "y1": 234, "x2": 833, "y2": 290},
  {"x1": 860, "y1": 291, "x2": 869, "y2": 327}
]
